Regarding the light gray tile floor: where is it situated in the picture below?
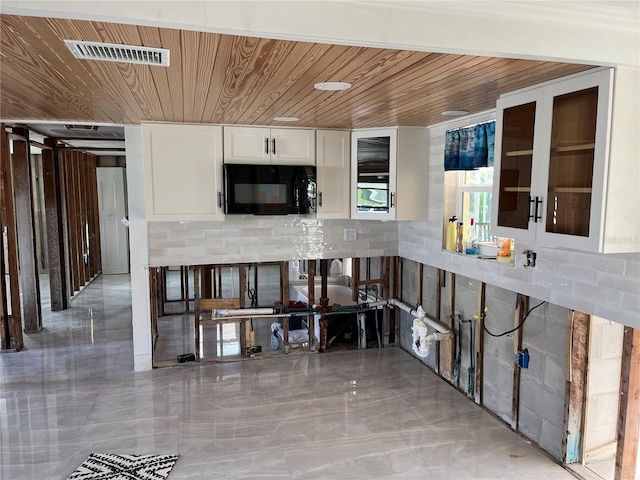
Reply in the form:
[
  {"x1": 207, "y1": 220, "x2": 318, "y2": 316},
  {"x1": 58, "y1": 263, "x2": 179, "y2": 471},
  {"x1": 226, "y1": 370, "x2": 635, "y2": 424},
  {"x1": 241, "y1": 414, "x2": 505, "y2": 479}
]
[{"x1": 1, "y1": 274, "x2": 576, "y2": 479}]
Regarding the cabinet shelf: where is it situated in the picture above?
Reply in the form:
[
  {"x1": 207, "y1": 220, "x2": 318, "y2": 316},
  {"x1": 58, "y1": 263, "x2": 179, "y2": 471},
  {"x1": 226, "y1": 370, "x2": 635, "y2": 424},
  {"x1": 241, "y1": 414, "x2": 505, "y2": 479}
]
[
  {"x1": 552, "y1": 143, "x2": 595, "y2": 153},
  {"x1": 359, "y1": 172, "x2": 390, "y2": 177},
  {"x1": 505, "y1": 149, "x2": 534, "y2": 157},
  {"x1": 502, "y1": 186, "x2": 531, "y2": 193},
  {"x1": 551, "y1": 187, "x2": 592, "y2": 193}
]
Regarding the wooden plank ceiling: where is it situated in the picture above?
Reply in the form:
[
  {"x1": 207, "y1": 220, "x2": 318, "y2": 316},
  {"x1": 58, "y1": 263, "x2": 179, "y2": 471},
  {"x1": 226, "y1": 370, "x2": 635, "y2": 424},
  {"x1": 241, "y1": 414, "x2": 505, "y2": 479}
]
[{"x1": 0, "y1": 14, "x2": 596, "y2": 130}]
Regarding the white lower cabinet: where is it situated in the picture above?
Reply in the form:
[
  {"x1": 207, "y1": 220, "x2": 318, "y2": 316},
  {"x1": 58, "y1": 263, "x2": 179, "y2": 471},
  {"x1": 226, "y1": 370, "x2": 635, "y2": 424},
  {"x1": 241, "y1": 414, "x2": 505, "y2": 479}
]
[
  {"x1": 142, "y1": 122, "x2": 224, "y2": 221},
  {"x1": 316, "y1": 130, "x2": 350, "y2": 219}
]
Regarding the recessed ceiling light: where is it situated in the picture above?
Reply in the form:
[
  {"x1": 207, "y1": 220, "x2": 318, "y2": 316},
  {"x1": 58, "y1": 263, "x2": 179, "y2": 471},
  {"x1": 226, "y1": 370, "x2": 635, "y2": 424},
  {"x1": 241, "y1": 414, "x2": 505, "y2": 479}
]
[
  {"x1": 314, "y1": 81, "x2": 351, "y2": 91},
  {"x1": 441, "y1": 110, "x2": 470, "y2": 116},
  {"x1": 273, "y1": 116, "x2": 299, "y2": 122}
]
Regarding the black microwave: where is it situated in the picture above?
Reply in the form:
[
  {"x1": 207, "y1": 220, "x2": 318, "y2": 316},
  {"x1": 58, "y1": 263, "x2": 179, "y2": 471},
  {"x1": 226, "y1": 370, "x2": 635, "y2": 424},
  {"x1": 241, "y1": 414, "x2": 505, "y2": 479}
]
[{"x1": 224, "y1": 164, "x2": 317, "y2": 215}]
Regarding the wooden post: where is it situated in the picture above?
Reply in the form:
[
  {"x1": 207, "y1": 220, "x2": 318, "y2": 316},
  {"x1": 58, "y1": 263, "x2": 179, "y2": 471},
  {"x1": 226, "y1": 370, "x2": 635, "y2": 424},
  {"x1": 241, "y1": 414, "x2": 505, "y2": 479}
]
[
  {"x1": 193, "y1": 266, "x2": 201, "y2": 360},
  {"x1": 474, "y1": 282, "x2": 486, "y2": 405},
  {"x1": 435, "y1": 268, "x2": 444, "y2": 375},
  {"x1": 307, "y1": 259, "x2": 316, "y2": 351},
  {"x1": 281, "y1": 261, "x2": 290, "y2": 351},
  {"x1": 42, "y1": 138, "x2": 69, "y2": 311},
  {"x1": 562, "y1": 311, "x2": 589, "y2": 464},
  {"x1": 511, "y1": 293, "x2": 529, "y2": 430},
  {"x1": 238, "y1": 264, "x2": 250, "y2": 354},
  {"x1": 614, "y1": 326, "x2": 640, "y2": 480},
  {"x1": 0, "y1": 126, "x2": 23, "y2": 350},
  {"x1": 319, "y1": 259, "x2": 329, "y2": 352},
  {"x1": 88, "y1": 155, "x2": 101, "y2": 276},
  {"x1": 351, "y1": 257, "x2": 360, "y2": 302},
  {"x1": 11, "y1": 128, "x2": 42, "y2": 332},
  {"x1": 442, "y1": 272, "x2": 456, "y2": 381}
]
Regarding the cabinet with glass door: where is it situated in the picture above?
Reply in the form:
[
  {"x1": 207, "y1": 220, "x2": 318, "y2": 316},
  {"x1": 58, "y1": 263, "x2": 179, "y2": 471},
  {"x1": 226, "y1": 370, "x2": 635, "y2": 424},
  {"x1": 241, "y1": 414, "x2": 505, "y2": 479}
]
[
  {"x1": 492, "y1": 68, "x2": 615, "y2": 252},
  {"x1": 351, "y1": 127, "x2": 428, "y2": 221}
]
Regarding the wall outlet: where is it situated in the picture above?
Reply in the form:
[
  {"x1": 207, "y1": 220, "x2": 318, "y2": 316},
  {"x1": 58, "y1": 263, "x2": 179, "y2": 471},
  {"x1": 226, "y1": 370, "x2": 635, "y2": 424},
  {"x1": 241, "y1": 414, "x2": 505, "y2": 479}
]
[{"x1": 344, "y1": 227, "x2": 357, "y2": 241}]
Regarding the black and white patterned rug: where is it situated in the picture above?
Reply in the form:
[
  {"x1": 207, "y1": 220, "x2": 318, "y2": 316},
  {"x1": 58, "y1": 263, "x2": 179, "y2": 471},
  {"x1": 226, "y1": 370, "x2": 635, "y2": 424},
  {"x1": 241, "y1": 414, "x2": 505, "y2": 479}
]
[{"x1": 67, "y1": 453, "x2": 179, "y2": 480}]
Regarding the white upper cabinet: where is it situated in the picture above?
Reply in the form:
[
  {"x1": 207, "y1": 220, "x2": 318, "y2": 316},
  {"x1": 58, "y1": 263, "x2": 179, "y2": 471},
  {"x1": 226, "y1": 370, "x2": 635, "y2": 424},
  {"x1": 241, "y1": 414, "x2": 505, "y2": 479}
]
[
  {"x1": 142, "y1": 122, "x2": 224, "y2": 221},
  {"x1": 492, "y1": 68, "x2": 638, "y2": 253},
  {"x1": 223, "y1": 126, "x2": 315, "y2": 165},
  {"x1": 316, "y1": 130, "x2": 350, "y2": 219},
  {"x1": 351, "y1": 127, "x2": 428, "y2": 221}
]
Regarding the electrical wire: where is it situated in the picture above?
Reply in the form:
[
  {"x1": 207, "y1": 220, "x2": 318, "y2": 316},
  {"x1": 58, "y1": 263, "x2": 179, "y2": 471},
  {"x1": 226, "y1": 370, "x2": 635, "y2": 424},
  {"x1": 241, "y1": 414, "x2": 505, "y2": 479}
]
[{"x1": 482, "y1": 300, "x2": 546, "y2": 338}]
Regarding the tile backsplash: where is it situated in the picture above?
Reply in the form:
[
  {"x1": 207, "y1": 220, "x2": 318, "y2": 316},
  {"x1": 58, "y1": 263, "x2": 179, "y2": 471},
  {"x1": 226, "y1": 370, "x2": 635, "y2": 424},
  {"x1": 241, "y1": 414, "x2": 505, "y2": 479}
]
[{"x1": 148, "y1": 216, "x2": 398, "y2": 266}]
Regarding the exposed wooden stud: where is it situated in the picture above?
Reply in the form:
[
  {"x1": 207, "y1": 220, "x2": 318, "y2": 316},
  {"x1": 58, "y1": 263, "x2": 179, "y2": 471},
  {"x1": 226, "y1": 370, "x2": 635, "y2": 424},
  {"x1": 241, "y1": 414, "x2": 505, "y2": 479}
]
[
  {"x1": 42, "y1": 138, "x2": 69, "y2": 311},
  {"x1": 474, "y1": 282, "x2": 486, "y2": 405},
  {"x1": 88, "y1": 155, "x2": 101, "y2": 276},
  {"x1": 79, "y1": 153, "x2": 90, "y2": 283},
  {"x1": 562, "y1": 311, "x2": 590, "y2": 464},
  {"x1": 0, "y1": 222, "x2": 9, "y2": 350},
  {"x1": 0, "y1": 126, "x2": 23, "y2": 351},
  {"x1": 511, "y1": 293, "x2": 529, "y2": 430},
  {"x1": 281, "y1": 261, "x2": 290, "y2": 350},
  {"x1": 435, "y1": 268, "x2": 444, "y2": 375},
  {"x1": 382, "y1": 256, "x2": 391, "y2": 347},
  {"x1": 11, "y1": 128, "x2": 42, "y2": 333},
  {"x1": 319, "y1": 259, "x2": 329, "y2": 352},
  {"x1": 238, "y1": 264, "x2": 250, "y2": 354},
  {"x1": 615, "y1": 326, "x2": 640, "y2": 480},
  {"x1": 307, "y1": 259, "x2": 316, "y2": 351},
  {"x1": 442, "y1": 271, "x2": 456, "y2": 381},
  {"x1": 193, "y1": 266, "x2": 201, "y2": 361},
  {"x1": 351, "y1": 257, "x2": 360, "y2": 302}
]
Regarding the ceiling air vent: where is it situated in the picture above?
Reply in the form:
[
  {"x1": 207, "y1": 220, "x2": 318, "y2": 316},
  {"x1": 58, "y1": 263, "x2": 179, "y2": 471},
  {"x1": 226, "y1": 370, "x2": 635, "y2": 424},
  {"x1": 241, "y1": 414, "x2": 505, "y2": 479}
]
[{"x1": 64, "y1": 40, "x2": 170, "y2": 67}]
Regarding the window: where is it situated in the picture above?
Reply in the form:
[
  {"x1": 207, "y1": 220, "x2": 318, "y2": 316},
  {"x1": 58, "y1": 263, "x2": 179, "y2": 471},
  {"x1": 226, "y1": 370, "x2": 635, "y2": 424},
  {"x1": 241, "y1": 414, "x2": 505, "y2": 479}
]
[{"x1": 457, "y1": 167, "x2": 494, "y2": 242}]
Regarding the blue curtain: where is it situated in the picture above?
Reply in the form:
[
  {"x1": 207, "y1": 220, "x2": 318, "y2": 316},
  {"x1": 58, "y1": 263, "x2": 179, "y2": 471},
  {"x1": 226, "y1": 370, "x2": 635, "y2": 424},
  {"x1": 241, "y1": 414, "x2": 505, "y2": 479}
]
[{"x1": 444, "y1": 120, "x2": 495, "y2": 171}]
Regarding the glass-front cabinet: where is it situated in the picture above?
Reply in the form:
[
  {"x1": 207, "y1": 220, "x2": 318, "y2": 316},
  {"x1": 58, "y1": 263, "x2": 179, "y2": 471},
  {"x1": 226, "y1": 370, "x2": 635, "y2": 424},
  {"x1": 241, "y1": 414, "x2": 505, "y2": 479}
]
[
  {"x1": 492, "y1": 68, "x2": 613, "y2": 251},
  {"x1": 351, "y1": 129, "x2": 397, "y2": 220},
  {"x1": 351, "y1": 127, "x2": 428, "y2": 221}
]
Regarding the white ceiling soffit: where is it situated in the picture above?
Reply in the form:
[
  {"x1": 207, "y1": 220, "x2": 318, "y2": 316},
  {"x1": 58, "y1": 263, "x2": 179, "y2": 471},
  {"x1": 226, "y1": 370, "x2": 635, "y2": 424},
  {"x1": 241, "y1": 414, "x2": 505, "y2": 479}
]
[{"x1": 64, "y1": 39, "x2": 170, "y2": 67}]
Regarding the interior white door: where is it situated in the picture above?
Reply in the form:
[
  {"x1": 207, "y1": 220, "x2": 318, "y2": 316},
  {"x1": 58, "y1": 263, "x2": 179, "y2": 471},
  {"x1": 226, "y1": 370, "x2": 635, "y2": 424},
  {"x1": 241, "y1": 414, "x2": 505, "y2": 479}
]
[{"x1": 97, "y1": 167, "x2": 129, "y2": 274}]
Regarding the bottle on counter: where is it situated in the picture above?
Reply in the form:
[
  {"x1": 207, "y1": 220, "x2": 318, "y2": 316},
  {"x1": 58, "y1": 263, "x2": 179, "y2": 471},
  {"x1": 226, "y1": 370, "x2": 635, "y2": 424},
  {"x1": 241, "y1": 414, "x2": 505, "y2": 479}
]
[
  {"x1": 466, "y1": 218, "x2": 478, "y2": 255},
  {"x1": 445, "y1": 216, "x2": 457, "y2": 251},
  {"x1": 456, "y1": 221, "x2": 464, "y2": 253}
]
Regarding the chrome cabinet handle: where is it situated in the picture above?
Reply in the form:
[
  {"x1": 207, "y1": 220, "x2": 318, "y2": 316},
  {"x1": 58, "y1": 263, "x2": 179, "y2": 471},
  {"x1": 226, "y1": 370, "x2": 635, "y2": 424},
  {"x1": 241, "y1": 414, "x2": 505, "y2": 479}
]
[
  {"x1": 218, "y1": 192, "x2": 224, "y2": 209},
  {"x1": 528, "y1": 196, "x2": 535, "y2": 221},
  {"x1": 390, "y1": 192, "x2": 395, "y2": 208},
  {"x1": 265, "y1": 138, "x2": 269, "y2": 154},
  {"x1": 272, "y1": 138, "x2": 276, "y2": 155},
  {"x1": 319, "y1": 192, "x2": 323, "y2": 207}
]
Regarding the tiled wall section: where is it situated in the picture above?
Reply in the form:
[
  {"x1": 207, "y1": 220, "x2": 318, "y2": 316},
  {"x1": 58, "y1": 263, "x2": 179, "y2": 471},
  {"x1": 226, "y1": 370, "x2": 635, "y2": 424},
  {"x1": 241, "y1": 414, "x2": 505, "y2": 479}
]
[
  {"x1": 398, "y1": 113, "x2": 640, "y2": 329},
  {"x1": 148, "y1": 216, "x2": 398, "y2": 266}
]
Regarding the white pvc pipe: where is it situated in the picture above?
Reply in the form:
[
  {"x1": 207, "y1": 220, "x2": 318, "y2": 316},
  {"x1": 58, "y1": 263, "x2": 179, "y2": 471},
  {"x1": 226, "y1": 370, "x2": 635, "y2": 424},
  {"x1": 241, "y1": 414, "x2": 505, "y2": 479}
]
[
  {"x1": 368, "y1": 299, "x2": 451, "y2": 334},
  {"x1": 216, "y1": 307, "x2": 274, "y2": 317}
]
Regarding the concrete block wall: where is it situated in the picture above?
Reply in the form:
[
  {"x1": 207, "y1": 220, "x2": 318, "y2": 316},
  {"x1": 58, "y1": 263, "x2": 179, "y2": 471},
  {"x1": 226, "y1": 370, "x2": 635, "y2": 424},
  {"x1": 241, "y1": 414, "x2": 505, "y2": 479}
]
[
  {"x1": 480, "y1": 284, "x2": 517, "y2": 425},
  {"x1": 519, "y1": 300, "x2": 569, "y2": 461}
]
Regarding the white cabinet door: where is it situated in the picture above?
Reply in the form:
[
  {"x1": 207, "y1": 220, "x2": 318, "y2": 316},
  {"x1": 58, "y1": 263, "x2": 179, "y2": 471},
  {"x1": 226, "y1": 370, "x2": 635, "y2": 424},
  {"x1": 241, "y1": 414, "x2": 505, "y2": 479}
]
[
  {"x1": 271, "y1": 128, "x2": 315, "y2": 165},
  {"x1": 142, "y1": 123, "x2": 224, "y2": 221},
  {"x1": 351, "y1": 128, "x2": 397, "y2": 220},
  {"x1": 223, "y1": 126, "x2": 315, "y2": 165},
  {"x1": 316, "y1": 130, "x2": 350, "y2": 219},
  {"x1": 350, "y1": 127, "x2": 428, "y2": 221},
  {"x1": 222, "y1": 126, "x2": 270, "y2": 164},
  {"x1": 492, "y1": 68, "x2": 615, "y2": 252}
]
